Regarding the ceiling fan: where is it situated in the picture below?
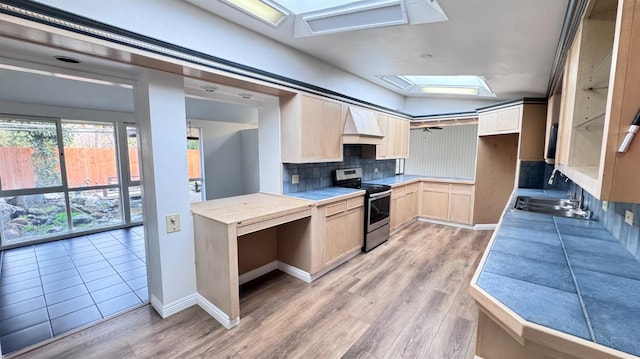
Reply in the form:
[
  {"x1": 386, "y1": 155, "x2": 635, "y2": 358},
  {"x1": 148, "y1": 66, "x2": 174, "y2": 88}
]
[{"x1": 422, "y1": 126, "x2": 443, "y2": 133}]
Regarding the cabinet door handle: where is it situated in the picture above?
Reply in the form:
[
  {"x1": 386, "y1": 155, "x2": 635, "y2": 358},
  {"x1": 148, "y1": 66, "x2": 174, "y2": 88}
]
[{"x1": 618, "y1": 109, "x2": 640, "y2": 153}]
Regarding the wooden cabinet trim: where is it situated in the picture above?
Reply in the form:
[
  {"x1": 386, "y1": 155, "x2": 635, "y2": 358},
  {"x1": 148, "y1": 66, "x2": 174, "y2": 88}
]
[
  {"x1": 347, "y1": 197, "x2": 364, "y2": 210},
  {"x1": 325, "y1": 201, "x2": 347, "y2": 217}
]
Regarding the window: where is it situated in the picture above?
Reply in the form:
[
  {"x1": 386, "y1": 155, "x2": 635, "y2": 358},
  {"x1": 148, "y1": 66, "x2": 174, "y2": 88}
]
[{"x1": 0, "y1": 116, "x2": 143, "y2": 248}]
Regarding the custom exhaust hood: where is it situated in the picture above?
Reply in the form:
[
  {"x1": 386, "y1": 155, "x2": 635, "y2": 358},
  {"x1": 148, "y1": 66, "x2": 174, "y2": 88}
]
[{"x1": 343, "y1": 106, "x2": 384, "y2": 145}]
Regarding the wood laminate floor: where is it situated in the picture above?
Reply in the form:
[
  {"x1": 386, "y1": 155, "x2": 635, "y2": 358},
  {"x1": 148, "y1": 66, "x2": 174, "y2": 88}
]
[{"x1": 10, "y1": 221, "x2": 491, "y2": 359}]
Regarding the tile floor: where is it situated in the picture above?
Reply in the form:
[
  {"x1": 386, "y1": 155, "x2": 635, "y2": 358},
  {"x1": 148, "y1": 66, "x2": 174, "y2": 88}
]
[{"x1": 0, "y1": 226, "x2": 147, "y2": 355}]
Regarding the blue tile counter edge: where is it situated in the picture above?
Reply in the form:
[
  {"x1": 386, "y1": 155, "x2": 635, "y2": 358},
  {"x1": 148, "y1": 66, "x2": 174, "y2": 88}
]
[
  {"x1": 285, "y1": 187, "x2": 365, "y2": 204},
  {"x1": 365, "y1": 174, "x2": 475, "y2": 186},
  {"x1": 471, "y1": 188, "x2": 640, "y2": 358}
]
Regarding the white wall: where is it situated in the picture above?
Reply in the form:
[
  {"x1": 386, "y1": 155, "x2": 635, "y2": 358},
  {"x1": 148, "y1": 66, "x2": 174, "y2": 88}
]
[
  {"x1": 406, "y1": 125, "x2": 478, "y2": 179},
  {"x1": 191, "y1": 120, "x2": 258, "y2": 200},
  {"x1": 241, "y1": 128, "x2": 260, "y2": 194},
  {"x1": 135, "y1": 69, "x2": 196, "y2": 314},
  {"x1": 258, "y1": 98, "x2": 282, "y2": 194},
  {"x1": 405, "y1": 97, "x2": 499, "y2": 116},
  {"x1": 0, "y1": 100, "x2": 134, "y2": 123},
  {"x1": 36, "y1": 0, "x2": 405, "y2": 111}
]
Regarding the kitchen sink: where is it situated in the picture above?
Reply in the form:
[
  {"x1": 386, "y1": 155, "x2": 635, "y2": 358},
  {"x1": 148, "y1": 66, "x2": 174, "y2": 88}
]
[{"x1": 513, "y1": 196, "x2": 591, "y2": 219}]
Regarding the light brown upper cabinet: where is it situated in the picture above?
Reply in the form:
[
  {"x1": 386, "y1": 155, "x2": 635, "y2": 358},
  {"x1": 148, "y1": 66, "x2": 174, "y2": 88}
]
[
  {"x1": 364, "y1": 114, "x2": 410, "y2": 159},
  {"x1": 556, "y1": 0, "x2": 640, "y2": 202},
  {"x1": 280, "y1": 94, "x2": 344, "y2": 163},
  {"x1": 478, "y1": 106, "x2": 522, "y2": 135},
  {"x1": 474, "y1": 101, "x2": 547, "y2": 225}
]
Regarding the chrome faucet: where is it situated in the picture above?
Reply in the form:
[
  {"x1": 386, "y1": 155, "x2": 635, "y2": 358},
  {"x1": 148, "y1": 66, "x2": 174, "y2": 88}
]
[{"x1": 547, "y1": 168, "x2": 558, "y2": 185}]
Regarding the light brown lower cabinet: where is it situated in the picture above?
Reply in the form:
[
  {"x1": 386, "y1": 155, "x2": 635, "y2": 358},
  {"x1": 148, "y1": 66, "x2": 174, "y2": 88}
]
[
  {"x1": 420, "y1": 182, "x2": 474, "y2": 225},
  {"x1": 390, "y1": 182, "x2": 419, "y2": 231},
  {"x1": 321, "y1": 196, "x2": 364, "y2": 266}
]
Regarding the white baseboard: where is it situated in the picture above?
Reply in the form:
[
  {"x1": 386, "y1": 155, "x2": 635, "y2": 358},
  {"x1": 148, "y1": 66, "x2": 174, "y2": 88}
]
[
  {"x1": 239, "y1": 261, "x2": 278, "y2": 285},
  {"x1": 150, "y1": 293, "x2": 197, "y2": 318},
  {"x1": 474, "y1": 223, "x2": 498, "y2": 230},
  {"x1": 417, "y1": 217, "x2": 475, "y2": 230},
  {"x1": 277, "y1": 261, "x2": 312, "y2": 283},
  {"x1": 308, "y1": 250, "x2": 360, "y2": 282},
  {"x1": 196, "y1": 294, "x2": 240, "y2": 329}
]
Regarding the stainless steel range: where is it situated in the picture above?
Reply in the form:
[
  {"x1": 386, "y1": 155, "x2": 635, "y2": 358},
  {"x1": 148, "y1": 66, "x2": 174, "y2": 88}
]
[{"x1": 334, "y1": 168, "x2": 391, "y2": 252}]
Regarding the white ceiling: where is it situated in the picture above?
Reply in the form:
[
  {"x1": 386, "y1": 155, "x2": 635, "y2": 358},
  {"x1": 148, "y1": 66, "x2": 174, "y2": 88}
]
[
  {"x1": 0, "y1": 37, "x2": 268, "y2": 124},
  {"x1": 186, "y1": 0, "x2": 570, "y2": 101},
  {"x1": 0, "y1": 0, "x2": 570, "y2": 117}
]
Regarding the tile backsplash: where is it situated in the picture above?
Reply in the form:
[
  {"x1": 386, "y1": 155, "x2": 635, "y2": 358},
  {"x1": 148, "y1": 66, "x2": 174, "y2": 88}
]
[
  {"x1": 521, "y1": 165, "x2": 640, "y2": 261},
  {"x1": 519, "y1": 161, "x2": 571, "y2": 191},
  {"x1": 581, "y1": 189, "x2": 640, "y2": 261},
  {"x1": 283, "y1": 145, "x2": 395, "y2": 193}
]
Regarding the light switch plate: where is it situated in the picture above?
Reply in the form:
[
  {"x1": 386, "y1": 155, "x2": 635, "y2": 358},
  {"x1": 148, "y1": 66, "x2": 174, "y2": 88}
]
[
  {"x1": 166, "y1": 214, "x2": 181, "y2": 233},
  {"x1": 291, "y1": 175, "x2": 299, "y2": 184},
  {"x1": 602, "y1": 201, "x2": 608, "y2": 211},
  {"x1": 625, "y1": 210, "x2": 634, "y2": 225}
]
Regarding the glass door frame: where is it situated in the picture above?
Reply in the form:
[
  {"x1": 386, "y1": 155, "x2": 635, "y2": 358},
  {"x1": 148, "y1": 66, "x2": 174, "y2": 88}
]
[{"x1": 118, "y1": 122, "x2": 143, "y2": 225}]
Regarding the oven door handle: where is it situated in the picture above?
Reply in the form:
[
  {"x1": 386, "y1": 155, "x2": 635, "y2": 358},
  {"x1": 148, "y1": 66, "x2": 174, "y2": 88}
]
[{"x1": 368, "y1": 189, "x2": 392, "y2": 199}]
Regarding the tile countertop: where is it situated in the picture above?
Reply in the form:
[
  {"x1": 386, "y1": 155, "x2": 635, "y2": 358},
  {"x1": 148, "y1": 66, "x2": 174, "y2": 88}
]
[
  {"x1": 285, "y1": 186, "x2": 365, "y2": 203},
  {"x1": 286, "y1": 175, "x2": 476, "y2": 203},
  {"x1": 365, "y1": 174, "x2": 475, "y2": 186},
  {"x1": 475, "y1": 188, "x2": 640, "y2": 357}
]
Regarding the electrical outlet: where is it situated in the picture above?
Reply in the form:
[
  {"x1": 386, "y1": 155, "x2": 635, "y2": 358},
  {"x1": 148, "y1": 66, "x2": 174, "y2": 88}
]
[
  {"x1": 291, "y1": 175, "x2": 299, "y2": 184},
  {"x1": 625, "y1": 210, "x2": 634, "y2": 225},
  {"x1": 166, "y1": 214, "x2": 181, "y2": 233},
  {"x1": 602, "y1": 201, "x2": 608, "y2": 211},
  {"x1": 374, "y1": 168, "x2": 379, "y2": 172}
]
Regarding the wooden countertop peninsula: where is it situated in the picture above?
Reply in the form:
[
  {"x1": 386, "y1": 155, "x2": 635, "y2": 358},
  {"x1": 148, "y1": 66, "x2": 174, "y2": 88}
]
[
  {"x1": 191, "y1": 193, "x2": 314, "y2": 233},
  {"x1": 191, "y1": 193, "x2": 315, "y2": 329}
]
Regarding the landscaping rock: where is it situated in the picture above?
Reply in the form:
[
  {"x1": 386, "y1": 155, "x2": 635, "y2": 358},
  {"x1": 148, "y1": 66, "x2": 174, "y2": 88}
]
[
  {"x1": 10, "y1": 218, "x2": 29, "y2": 226},
  {"x1": 28, "y1": 208, "x2": 44, "y2": 216},
  {"x1": 7, "y1": 195, "x2": 46, "y2": 208},
  {"x1": 91, "y1": 212, "x2": 105, "y2": 219},
  {"x1": 72, "y1": 214, "x2": 93, "y2": 225}
]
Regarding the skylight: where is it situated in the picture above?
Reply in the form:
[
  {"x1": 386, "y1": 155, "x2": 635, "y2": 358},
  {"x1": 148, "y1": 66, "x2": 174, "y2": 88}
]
[
  {"x1": 220, "y1": 0, "x2": 289, "y2": 27},
  {"x1": 205, "y1": 0, "x2": 448, "y2": 36},
  {"x1": 382, "y1": 75, "x2": 495, "y2": 97}
]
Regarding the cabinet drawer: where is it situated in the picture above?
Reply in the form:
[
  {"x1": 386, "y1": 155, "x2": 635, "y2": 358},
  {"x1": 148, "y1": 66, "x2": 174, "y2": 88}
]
[
  {"x1": 422, "y1": 182, "x2": 450, "y2": 192},
  {"x1": 398, "y1": 183, "x2": 419, "y2": 194},
  {"x1": 450, "y1": 184, "x2": 474, "y2": 195},
  {"x1": 406, "y1": 183, "x2": 419, "y2": 193},
  {"x1": 347, "y1": 197, "x2": 364, "y2": 210},
  {"x1": 325, "y1": 201, "x2": 347, "y2": 217}
]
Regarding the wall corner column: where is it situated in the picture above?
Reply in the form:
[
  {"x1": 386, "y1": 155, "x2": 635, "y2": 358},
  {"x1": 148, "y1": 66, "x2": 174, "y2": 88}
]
[{"x1": 135, "y1": 69, "x2": 196, "y2": 317}]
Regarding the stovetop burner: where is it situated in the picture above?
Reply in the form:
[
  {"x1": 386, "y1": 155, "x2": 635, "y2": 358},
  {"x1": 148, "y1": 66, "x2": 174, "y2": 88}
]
[
  {"x1": 360, "y1": 183, "x2": 391, "y2": 194},
  {"x1": 333, "y1": 168, "x2": 391, "y2": 194}
]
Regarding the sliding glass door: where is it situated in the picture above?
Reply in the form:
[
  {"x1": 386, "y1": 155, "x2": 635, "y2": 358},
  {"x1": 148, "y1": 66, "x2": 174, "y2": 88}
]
[{"x1": 0, "y1": 115, "x2": 142, "y2": 249}]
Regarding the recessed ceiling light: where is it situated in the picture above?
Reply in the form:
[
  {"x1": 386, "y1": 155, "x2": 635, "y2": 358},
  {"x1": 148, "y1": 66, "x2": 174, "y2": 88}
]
[
  {"x1": 220, "y1": 0, "x2": 289, "y2": 27},
  {"x1": 239, "y1": 93, "x2": 253, "y2": 99},
  {"x1": 54, "y1": 56, "x2": 81, "y2": 64},
  {"x1": 201, "y1": 85, "x2": 217, "y2": 92}
]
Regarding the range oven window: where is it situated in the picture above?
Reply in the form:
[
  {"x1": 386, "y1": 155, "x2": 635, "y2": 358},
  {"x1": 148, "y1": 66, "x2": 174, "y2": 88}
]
[{"x1": 368, "y1": 194, "x2": 390, "y2": 228}]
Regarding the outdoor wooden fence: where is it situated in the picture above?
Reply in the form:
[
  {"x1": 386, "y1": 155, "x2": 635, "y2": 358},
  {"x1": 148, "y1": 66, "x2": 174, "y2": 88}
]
[{"x1": 0, "y1": 147, "x2": 201, "y2": 191}]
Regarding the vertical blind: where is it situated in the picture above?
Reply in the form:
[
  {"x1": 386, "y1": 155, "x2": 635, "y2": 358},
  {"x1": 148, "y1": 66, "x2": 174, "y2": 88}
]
[{"x1": 405, "y1": 124, "x2": 478, "y2": 179}]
